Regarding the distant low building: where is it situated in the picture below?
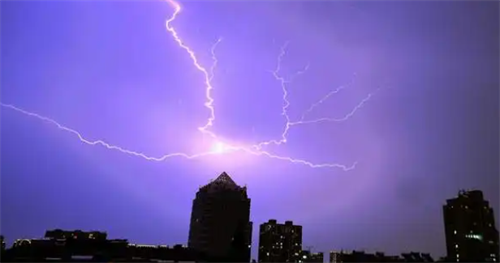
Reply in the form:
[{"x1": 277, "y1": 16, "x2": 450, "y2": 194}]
[
  {"x1": 301, "y1": 250, "x2": 323, "y2": 263},
  {"x1": 44, "y1": 229, "x2": 107, "y2": 241},
  {"x1": 1, "y1": 235, "x2": 5, "y2": 251},
  {"x1": 330, "y1": 250, "x2": 397, "y2": 262},
  {"x1": 3, "y1": 230, "x2": 196, "y2": 262},
  {"x1": 310, "y1": 252, "x2": 324, "y2": 263},
  {"x1": 0, "y1": 235, "x2": 6, "y2": 262},
  {"x1": 401, "y1": 252, "x2": 434, "y2": 262},
  {"x1": 329, "y1": 250, "x2": 433, "y2": 262}
]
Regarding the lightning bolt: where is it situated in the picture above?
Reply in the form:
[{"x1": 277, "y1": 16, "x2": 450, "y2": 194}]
[
  {"x1": 0, "y1": 103, "x2": 215, "y2": 161},
  {"x1": 300, "y1": 85, "x2": 347, "y2": 122},
  {"x1": 299, "y1": 73, "x2": 357, "y2": 122},
  {"x1": 290, "y1": 90, "x2": 379, "y2": 126},
  {"x1": 164, "y1": 0, "x2": 216, "y2": 138},
  {"x1": 0, "y1": 0, "x2": 380, "y2": 171},
  {"x1": 254, "y1": 46, "x2": 377, "y2": 150},
  {"x1": 1, "y1": 103, "x2": 355, "y2": 169},
  {"x1": 209, "y1": 37, "x2": 223, "y2": 82},
  {"x1": 253, "y1": 42, "x2": 310, "y2": 149}
]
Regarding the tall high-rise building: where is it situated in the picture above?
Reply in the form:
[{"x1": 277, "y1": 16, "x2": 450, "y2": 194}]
[
  {"x1": 443, "y1": 189, "x2": 499, "y2": 262},
  {"x1": 188, "y1": 172, "x2": 252, "y2": 262},
  {"x1": 258, "y1": 220, "x2": 302, "y2": 262}
]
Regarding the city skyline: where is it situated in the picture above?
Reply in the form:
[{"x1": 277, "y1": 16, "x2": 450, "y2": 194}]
[
  {"x1": 1, "y1": 175, "x2": 497, "y2": 262},
  {"x1": 2, "y1": 171, "x2": 499, "y2": 260},
  {"x1": 1, "y1": 0, "x2": 498, "y2": 261}
]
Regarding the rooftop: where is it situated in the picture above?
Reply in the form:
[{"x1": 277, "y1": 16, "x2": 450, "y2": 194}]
[{"x1": 201, "y1": 171, "x2": 243, "y2": 191}]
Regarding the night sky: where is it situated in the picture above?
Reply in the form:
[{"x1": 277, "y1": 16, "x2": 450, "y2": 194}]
[{"x1": 1, "y1": 0, "x2": 499, "y2": 260}]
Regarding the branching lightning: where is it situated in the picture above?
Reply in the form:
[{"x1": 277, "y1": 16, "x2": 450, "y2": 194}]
[
  {"x1": 164, "y1": 0, "x2": 216, "y2": 138},
  {"x1": 0, "y1": 0, "x2": 381, "y2": 171},
  {"x1": 290, "y1": 91, "x2": 379, "y2": 126},
  {"x1": 209, "y1": 38, "x2": 223, "y2": 82},
  {"x1": 253, "y1": 45, "x2": 378, "y2": 149}
]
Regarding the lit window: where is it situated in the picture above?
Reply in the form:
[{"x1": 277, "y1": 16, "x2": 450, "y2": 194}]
[{"x1": 465, "y1": 234, "x2": 483, "y2": 241}]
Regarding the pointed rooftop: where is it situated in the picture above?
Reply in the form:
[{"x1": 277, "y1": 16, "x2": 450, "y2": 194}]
[
  {"x1": 213, "y1": 171, "x2": 238, "y2": 187},
  {"x1": 200, "y1": 171, "x2": 242, "y2": 191}
]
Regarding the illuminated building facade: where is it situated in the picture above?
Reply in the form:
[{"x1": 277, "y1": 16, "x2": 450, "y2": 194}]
[
  {"x1": 187, "y1": 172, "x2": 253, "y2": 262},
  {"x1": 258, "y1": 220, "x2": 302, "y2": 262},
  {"x1": 443, "y1": 190, "x2": 499, "y2": 262}
]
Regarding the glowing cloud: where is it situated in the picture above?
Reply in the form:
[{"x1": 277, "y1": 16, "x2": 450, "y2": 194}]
[{"x1": 211, "y1": 141, "x2": 228, "y2": 154}]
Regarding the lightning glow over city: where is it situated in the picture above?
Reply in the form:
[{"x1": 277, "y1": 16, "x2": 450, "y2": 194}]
[
  {"x1": 0, "y1": 0, "x2": 377, "y2": 170},
  {"x1": 2, "y1": 0, "x2": 498, "y2": 258}
]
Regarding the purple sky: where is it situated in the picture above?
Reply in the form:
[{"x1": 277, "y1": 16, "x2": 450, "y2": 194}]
[{"x1": 1, "y1": 0, "x2": 498, "y2": 260}]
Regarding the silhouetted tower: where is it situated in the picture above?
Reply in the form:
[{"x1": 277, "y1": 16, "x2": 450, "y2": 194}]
[
  {"x1": 188, "y1": 172, "x2": 252, "y2": 262},
  {"x1": 443, "y1": 189, "x2": 499, "y2": 262},
  {"x1": 258, "y1": 220, "x2": 302, "y2": 262}
]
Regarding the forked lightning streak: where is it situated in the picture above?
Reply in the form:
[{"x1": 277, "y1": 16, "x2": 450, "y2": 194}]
[{"x1": 1, "y1": 0, "x2": 379, "y2": 170}]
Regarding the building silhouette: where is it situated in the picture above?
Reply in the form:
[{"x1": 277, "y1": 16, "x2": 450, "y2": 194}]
[
  {"x1": 0, "y1": 235, "x2": 5, "y2": 262},
  {"x1": 3, "y1": 229, "x2": 197, "y2": 262},
  {"x1": 1, "y1": 235, "x2": 5, "y2": 251},
  {"x1": 44, "y1": 229, "x2": 107, "y2": 241},
  {"x1": 188, "y1": 172, "x2": 252, "y2": 262},
  {"x1": 258, "y1": 220, "x2": 302, "y2": 262},
  {"x1": 329, "y1": 250, "x2": 433, "y2": 262},
  {"x1": 443, "y1": 189, "x2": 499, "y2": 262},
  {"x1": 301, "y1": 250, "x2": 323, "y2": 263}
]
